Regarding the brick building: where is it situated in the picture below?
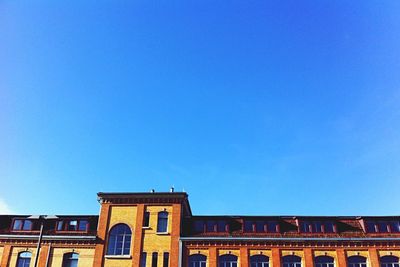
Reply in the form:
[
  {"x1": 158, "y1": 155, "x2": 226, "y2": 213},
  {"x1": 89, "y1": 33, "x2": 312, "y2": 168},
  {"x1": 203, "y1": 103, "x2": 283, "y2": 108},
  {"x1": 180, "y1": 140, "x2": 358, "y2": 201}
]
[{"x1": 0, "y1": 191, "x2": 399, "y2": 267}]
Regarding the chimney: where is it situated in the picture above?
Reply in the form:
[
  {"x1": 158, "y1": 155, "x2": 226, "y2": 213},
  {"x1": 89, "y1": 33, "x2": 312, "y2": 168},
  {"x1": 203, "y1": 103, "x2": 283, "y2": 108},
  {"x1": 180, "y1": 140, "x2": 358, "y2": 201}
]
[
  {"x1": 170, "y1": 186, "x2": 174, "y2": 193},
  {"x1": 150, "y1": 189, "x2": 155, "y2": 193}
]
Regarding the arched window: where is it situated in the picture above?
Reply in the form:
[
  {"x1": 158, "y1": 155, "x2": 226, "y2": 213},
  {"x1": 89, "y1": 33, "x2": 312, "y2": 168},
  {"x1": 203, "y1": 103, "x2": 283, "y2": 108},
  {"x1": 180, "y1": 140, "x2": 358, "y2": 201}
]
[
  {"x1": 315, "y1": 256, "x2": 334, "y2": 267},
  {"x1": 157, "y1": 211, "x2": 169, "y2": 233},
  {"x1": 381, "y1": 256, "x2": 400, "y2": 267},
  {"x1": 107, "y1": 224, "x2": 132, "y2": 255},
  {"x1": 219, "y1": 254, "x2": 238, "y2": 267},
  {"x1": 62, "y1": 253, "x2": 79, "y2": 267},
  {"x1": 250, "y1": 255, "x2": 269, "y2": 267},
  {"x1": 348, "y1": 256, "x2": 367, "y2": 267},
  {"x1": 17, "y1": 251, "x2": 32, "y2": 267},
  {"x1": 189, "y1": 254, "x2": 207, "y2": 267},
  {"x1": 282, "y1": 255, "x2": 302, "y2": 267}
]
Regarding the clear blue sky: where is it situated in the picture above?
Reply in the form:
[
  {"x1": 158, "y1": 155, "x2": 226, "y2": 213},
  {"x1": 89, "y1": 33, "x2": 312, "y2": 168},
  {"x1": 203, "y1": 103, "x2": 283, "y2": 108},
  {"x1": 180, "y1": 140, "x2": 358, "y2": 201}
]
[{"x1": 1, "y1": 0, "x2": 400, "y2": 216}]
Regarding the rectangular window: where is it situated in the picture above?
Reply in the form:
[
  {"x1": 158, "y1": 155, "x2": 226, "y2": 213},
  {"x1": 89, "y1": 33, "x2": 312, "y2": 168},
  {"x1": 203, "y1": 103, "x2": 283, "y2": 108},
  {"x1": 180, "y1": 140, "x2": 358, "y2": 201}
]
[
  {"x1": 163, "y1": 252, "x2": 169, "y2": 267},
  {"x1": 78, "y1": 220, "x2": 88, "y2": 231},
  {"x1": 244, "y1": 221, "x2": 254, "y2": 232},
  {"x1": 267, "y1": 221, "x2": 278, "y2": 233},
  {"x1": 13, "y1": 219, "x2": 23, "y2": 230},
  {"x1": 152, "y1": 252, "x2": 158, "y2": 267},
  {"x1": 193, "y1": 220, "x2": 204, "y2": 233},
  {"x1": 300, "y1": 221, "x2": 312, "y2": 233},
  {"x1": 157, "y1": 212, "x2": 168, "y2": 233},
  {"x1": 324, "y1": 222, "x2": 335, "y2": 233},
  {"x1": 140, "y1": 252, "x2": 147, "y2": 267},
  {"x1": 255, "y1": 221, "x2": 265, "y2": 232},
  {"x1": 217, "y1": 220, "x2": 227, "y2": 232},
  {"x1": 12, "y1": 219, "x2": 33, "y2": 231},
  {"x1": 206, "y1": 221, "x2": 216, "y2": 232},
  {"x1": 366, "y1": 221, "x2": 377, "y2": 233},
  {"x1": 143, "y1": 211, "x2": 150, "y2": 227},
  {"x1": 68, "y1": 220, "x2": 78, "y2": 231},
  {"x1": 378, "y1": 222, "x2": 389, "y2": 232},
  {"x1": 390, "y1": 221, "x2": 400, "y2": 232},
  {"x1": 313, "y1": 222, "x2": 322, "y2": 233}
]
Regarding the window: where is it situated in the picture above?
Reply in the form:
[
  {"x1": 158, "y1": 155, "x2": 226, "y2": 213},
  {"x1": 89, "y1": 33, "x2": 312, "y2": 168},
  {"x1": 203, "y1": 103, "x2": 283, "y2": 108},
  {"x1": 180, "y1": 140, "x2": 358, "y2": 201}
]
[
  {"x1": 62, "y1": 253, "x2": 79, "y2": 267},
  {"x1": 207, "y1": 221, "x2": 216, "y2": 232},
  {"x1": 365, "y1": 221, "x2": 400, "y2": 233},
  {"x1": 250, "y1": 255, "x2": 269, "y2": 267},
  {"x1": 152, "y1": 252, "x2": 158, "y2": 267},
  {"x1": 244, "y1": 221, "x2": 254, "y2": 232},
  {"x1": 347, "y1": 256, "x2": 367, "y2": 267},
  {"x1": 219, "y1": 254, "x2": 238, "y2": 267},
  {"x1": 188, "y1": 254, "x2": 207, "y2": 267},
  {"x1": 256, "y1": 221, "x2": 266, "y2": 232},
  {"x1": 143, "y1": 211, "x2": 150, "y2": 227},
  {"x1": 324, "y1": 222, "x2": 335, "y2": 233},
  {"x1": 282, "y1": 255, "x2": 302, "y2": 267},
  {"x1": 12, "y1": 219, "x2": 33, "y2": 231},
  {"x1": 217, "y1": 220, "x2": 228, "y2": 232},
  {"x1": 57, "y1": 219, "x2": 89, "y2": 232},
  {"x1": 300, "y1": 222, "x2": 312, "y2": 233},
  {"x1": 157, "y1": 211, "x2": 168, "y2": 233},
  {"x1": 315, "y1": 256, "x2": 334, "y2": 267},
  {"x1": 313, "y1": 222, "x2": 323, "y2": 233},
  {"x1": 140, "y1": 252, "x2": 147, "y2": 267},
  {"x1": 390, "y1": 222, "x2": 400, "y2": 232},
  {"x1": 380, "y1": 256, "x2": 400, "y2": 267},
  {"x1": 163, "y1": 252, "x2": 170, "y2": 267},
  {"x1": 194, "y1": 220, "x2": 205, "y2": 233},
  {"x1": 107, "y1": 224, "x2": 132, "y2": 255},
  {"x1": 267, "y1": 221, "x2": 279, "y2": 233},
  {"x1": 17, "y1": 251, "x2": 32, "y2": 267}
]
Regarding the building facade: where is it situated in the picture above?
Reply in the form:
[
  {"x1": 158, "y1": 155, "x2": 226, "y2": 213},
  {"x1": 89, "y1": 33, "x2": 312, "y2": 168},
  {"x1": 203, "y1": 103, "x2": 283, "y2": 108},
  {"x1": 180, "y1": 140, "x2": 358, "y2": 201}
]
[{"x1": 0, "y1": 191, "x2": 399, "y2": 267}]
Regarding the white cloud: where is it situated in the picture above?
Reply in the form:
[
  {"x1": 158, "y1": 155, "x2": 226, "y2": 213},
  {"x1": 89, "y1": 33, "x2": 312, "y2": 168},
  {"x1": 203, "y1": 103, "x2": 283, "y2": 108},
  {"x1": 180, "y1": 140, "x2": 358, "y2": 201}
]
[{"x1": 0, "y1": 198, "x2": 13, "y2": 214}]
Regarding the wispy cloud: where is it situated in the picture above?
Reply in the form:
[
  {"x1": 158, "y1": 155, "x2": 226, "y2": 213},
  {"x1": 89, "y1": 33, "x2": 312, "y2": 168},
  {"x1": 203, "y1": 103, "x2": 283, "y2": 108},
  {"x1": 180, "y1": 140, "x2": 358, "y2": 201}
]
[{"x1": 0, "y1": 198, "x2": 13, "y2": 214}]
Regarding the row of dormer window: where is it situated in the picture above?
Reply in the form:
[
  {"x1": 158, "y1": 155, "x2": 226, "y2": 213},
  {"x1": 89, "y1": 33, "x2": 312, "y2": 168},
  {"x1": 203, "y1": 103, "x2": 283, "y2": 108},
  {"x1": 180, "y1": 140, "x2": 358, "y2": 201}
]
[
  {"x1": 11, "y1": 218, "x2": 90, "y2": 232},
  {"x1": 191, "y1": 220, "x2": 400, "y2": 234}
]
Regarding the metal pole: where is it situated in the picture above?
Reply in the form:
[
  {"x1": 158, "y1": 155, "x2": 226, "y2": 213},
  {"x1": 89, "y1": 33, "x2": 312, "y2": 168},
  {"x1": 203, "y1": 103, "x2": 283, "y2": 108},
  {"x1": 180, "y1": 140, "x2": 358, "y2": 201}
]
[{"x1": 33, "y1": 220, "x2": 44, "y2": 267}]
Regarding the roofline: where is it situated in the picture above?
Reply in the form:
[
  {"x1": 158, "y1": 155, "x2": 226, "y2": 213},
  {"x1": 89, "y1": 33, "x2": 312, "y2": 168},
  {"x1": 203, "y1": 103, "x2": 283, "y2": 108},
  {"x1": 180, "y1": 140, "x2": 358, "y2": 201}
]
[{"x1": 180, "y1": 237, "x2": 400, "y2": 242}]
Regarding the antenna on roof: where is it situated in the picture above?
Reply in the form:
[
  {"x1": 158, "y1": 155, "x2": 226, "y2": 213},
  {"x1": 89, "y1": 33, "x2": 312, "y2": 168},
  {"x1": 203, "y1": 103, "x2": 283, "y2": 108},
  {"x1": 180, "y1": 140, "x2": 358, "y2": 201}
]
[
  {"x1": 150, "y1": 189, "x2": 155, "y2": 193},
  {"x1": 170, "y1": 186, "x2": 174, "y2": 193}
]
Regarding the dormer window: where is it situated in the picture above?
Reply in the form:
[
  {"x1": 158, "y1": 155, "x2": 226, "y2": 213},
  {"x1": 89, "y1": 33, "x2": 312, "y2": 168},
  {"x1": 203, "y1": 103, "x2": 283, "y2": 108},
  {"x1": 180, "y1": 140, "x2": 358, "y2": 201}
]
[
  {"x1": 365, "y1": 221, "x2": 400, "y2": 233},
  {"x1": 243, "y1": 220, "x2": 279, "y2": 233},
  {"x1": 12, "y1": 219, "x2": 33, "y2": 231},
  {"x1": 57, "y1": 219, "x2": 89, "y2": 232},
  {"x1": 299, "y1": 221, "x2": 336, "y2": 233}
]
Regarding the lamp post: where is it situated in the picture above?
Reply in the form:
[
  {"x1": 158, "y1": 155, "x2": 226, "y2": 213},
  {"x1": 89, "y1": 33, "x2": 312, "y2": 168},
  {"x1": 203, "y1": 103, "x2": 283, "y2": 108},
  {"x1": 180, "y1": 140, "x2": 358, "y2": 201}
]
[{"x1": 28, "y1": 215, "x2": 58, "y2": 267}]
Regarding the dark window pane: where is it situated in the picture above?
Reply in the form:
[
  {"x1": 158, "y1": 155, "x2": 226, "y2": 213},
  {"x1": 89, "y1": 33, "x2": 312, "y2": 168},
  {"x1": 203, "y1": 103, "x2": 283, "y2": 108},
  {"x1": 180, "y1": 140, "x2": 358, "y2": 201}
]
[
  {"x1": 324, "y1": 222, "x2": 334, "y2": 233},
  {"x1": 78, "y1": 220, "x2": 88, "y2": 231},
  {"x1": 390, "y1": 221, "x2": 400, "y2": 232},
  {"x1": 300, "y1": 222, "x2": 311, "y2": 233},
  {"x1": 206, "y1": 221, "x2": 216, "y2": 232},
  {"x1": 244, "y1": 221, "x2": 253, "y2": 232},
  {"x1": 140, "y1": 252, "x2": 147, "y2": 267},
  {"x1": 313, "y1": 222, "x2": 322, "y2": 233},
  {"x1": 157, "y1": 212, "x2": 168, "y2": 233},
  {"x1": 194, "y1": 220, "x2": 204, "y2": 233},
  {"x1": 256, "y1": 221, "x2": 265, "y2": 232},
  {"x1": 13, "y1": 219, "x2": 23, "y2": 230},
  {"x1": 217, "y1": 221, "x2": 227, "y2": 232},
  {"x1": 163, "y1": 252, "x2": 169, "y2": 267},
  {"x1": 68, "y1": 220, "x2": 78, "y2": 231},
  {"x1": 267, "y1": 222, "x2": 278, "y2": 233},
  {"x1": 143, "y1": 212, "x2": 150, "y2": 227},
  {"x1": 57, "y1": 221, "x2": 64, "y2": 231},
  {"x1": 152, "y1": 252, "x2": 158, "y2": 267},
  {"x1": 378, "y1": 222, "x2": 389, "y2": 232},
  {"x1": 366, "y1": 222, "x2": 376, "y2": 233},
  {"x1": 22, "y1": 220, "x2": 32, "y2": 230},
  {"x1": 106, "y1": 224, "x2": 132, "y2": 255}
]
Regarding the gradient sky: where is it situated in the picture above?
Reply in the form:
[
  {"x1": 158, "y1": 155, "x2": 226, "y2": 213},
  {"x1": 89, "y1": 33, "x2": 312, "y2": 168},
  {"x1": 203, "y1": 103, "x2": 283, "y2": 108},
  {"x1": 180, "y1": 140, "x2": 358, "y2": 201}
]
[{"x1": 1, "y1": 0, "x2": 400, "y2": 216}]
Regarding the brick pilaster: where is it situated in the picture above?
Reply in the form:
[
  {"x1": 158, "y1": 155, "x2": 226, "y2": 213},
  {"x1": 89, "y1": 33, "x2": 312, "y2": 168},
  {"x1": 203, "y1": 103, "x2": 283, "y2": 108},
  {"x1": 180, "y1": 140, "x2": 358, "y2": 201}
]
[
  {"x1": 304, "y1": 248, "x2": 314, "y2": 267},
  {"x1": 369, "y1": 248, "x2": 380, "y2": 267},
  {"x1": 1, "y1": 245, "x2": 12, "y2": 267},
  {"x1": 209, "y1": 247, "x2": 218, "y2": 267},
  {"x1": 170, "y1": 204, "x2": 182, "y2": 267},
  {"x1": 132, "y1": 204, "x2": 145, "y2": 266},
  {"x1": 240, "y1": 247, "x2": 249, "y2": 267},
  {"x1": 272, "y1": 248, "x2": 281, "y2": 267},
  {"x1": 337, "y1": 249, "x2": 347, "y2": 267},
  {"x1": 38, "y1": 244, "x2": 50, "y2": 267},
  {"x1": 93, "y1": 203, "x2": 111, "y2": 267}
]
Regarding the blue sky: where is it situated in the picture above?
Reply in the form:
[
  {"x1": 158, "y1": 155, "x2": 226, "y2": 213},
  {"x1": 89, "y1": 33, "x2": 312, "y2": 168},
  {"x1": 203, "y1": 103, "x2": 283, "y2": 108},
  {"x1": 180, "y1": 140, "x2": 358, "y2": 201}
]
[{"x1": 1, "y1": 0, "x2": 400, "y2": 216}]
